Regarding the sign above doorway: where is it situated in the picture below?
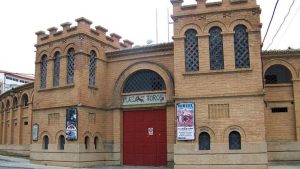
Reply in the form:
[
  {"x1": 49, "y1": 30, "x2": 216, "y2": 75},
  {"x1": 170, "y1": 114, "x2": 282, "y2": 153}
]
[{"x1": 122, "y1": 93, "x2": 166, "y2": 106}]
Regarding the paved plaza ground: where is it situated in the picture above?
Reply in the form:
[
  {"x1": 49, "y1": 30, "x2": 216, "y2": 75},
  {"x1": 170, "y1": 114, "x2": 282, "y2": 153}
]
[{"x1": 0, "y1": 155, "x2": 299, "y2": 169}]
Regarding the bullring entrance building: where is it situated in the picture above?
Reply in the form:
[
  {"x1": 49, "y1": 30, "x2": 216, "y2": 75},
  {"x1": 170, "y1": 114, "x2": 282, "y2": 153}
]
[{"x1": 1, "y1": 0, "x2": 300, "y2": 168}]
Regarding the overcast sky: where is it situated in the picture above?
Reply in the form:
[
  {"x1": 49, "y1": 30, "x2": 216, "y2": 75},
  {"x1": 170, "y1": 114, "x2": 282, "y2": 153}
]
[{"x1": 0, "y1": 0, "x2": 299, "y2": 75}]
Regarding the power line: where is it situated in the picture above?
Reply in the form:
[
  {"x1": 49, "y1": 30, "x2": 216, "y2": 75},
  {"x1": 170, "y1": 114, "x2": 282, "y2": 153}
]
[
  {"x1": 262, "y1": 0, "x2": 280, "y2": 47},
  {"x1": 275, "y1": 2, "x2": 300, "y2": 48},
  {"x1": 266, "y1": 0, "x2": 296, "y2": 50}
]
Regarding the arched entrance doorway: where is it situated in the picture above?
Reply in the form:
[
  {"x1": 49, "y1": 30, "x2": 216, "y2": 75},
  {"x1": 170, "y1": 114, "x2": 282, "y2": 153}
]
[{"x1": 122, "y1": 70, "x2": 167, "y2": 166}]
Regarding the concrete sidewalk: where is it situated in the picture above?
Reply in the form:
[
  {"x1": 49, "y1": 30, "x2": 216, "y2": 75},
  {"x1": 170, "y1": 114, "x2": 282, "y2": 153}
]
[
  {"x1": 0, "y1": 155, "x2": 70, "y2": 169},
  {"x1": 0, "y1": 155, "x2": 300, "y2": 169},
  {"x1": 0, "y1": 155, "x2": 170, "y2": 169}
]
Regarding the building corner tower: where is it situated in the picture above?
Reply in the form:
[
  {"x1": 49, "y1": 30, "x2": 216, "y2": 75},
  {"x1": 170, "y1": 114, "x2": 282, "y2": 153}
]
[{"x1": 171, "y1": 0, "x2": 268, "y2": 168}]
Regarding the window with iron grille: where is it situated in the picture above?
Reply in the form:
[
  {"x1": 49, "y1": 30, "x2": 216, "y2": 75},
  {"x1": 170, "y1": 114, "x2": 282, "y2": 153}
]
[
  {"x1": 185, "y1": 29, "x2": 199, "y2": 72},
  {"x1": 199, "y1": 132, "x2": 210, "y2": 150},
  {"x1": 123, "y1": 70, "x2": 166, "y2": 93},
  {"x1": 265, "y1": 64, "x2": 292, "y2": 84},
  {"x1": 265, "y1": 75, "x2": 277, "y2": 84},
  {"x1": 40, "y1": 55, "x2": 47, "y2": 88},
  {"x1": 234, "y1": 25, "x2": 250, "y2": 68},
  {"x1": 53, "y1": 52, "x2": 60, "y2": 86},
  {"x1": 209, "y1": 27, "x2": 224, "y2": 70},
  {"x1": 67, "y1": 48, "x2": 75, "y2": 84},
  {"x1": 229, "y1": 131, "x2": 241, "y2": 150},
  {"x1": 89, "y1": 50, "x2": 96, "y2": 86}
]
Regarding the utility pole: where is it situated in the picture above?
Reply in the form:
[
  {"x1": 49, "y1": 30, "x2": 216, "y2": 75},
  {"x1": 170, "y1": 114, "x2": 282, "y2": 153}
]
[{"x1": 156, "y1": 8, "x2": 158, "y2": 44}]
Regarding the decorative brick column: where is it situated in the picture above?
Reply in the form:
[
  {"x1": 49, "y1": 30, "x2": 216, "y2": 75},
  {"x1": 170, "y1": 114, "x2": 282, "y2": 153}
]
[{"x1": 293, "y1": 79, "x2": 300, "y2": 141}]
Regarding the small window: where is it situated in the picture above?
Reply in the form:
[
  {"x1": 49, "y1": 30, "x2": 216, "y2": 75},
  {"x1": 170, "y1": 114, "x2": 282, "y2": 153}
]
[
  {"x1": 24, "y1": 121, "x2": 28, "y2": 125},
  {"x1": 271, "y1": 107, "x2": 288, "y2": 113},
  {"x1": 94, "y1": 136, "x2": 99, "y2": 150},
  {"x1": 229, "y1": 131, "x2": 241, "y2": 150},
  {"x1": 42, "y1": 135, "x2": 49, "y2": 150},
  {"x1": 85, "y1": 136, "x2": 90, "y2": 150},
  {"x1": 58, "y1": 135, "x2": 65, "y2": 150},
  {"x1": 199, "y1": 132, "x2": 210, "y2": 150}
]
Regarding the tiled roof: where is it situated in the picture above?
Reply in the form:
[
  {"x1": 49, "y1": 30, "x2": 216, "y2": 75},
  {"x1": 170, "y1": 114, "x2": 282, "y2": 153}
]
[
  {"x1": 0, "y1": 70, "x2": 34, "y2": 80},
  {"x1": 262, "y1": 49, "x2": 300, "y2": 56},
  {"x1": 106, "y1": 42, "x2": 174, "y2": 58}
]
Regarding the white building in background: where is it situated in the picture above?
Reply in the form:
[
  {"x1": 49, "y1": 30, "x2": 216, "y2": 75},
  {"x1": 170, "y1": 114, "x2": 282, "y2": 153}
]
[{"x1": 0, "y1": 70, "x2": 34, "y2": 94}]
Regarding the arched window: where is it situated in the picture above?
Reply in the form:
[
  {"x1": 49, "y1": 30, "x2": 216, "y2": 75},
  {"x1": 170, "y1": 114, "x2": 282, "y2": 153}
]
[
  {"x1": 229, "y1": 131, "x2": 241, "y2": 150},
  {"x1": 58, "y1": 135, "x2": 65, "y2": 150},
  {"x1": 84, "y1": 136, "x2": 90, "y2": 150},
  {"x1": 40, "y1": 55, "x2": 48, "y2": 88},
  {"x1": 21, "y1": 94, "x2": 29, "y2": 107},
  {"x1": 209, "y1": 27, "x2": 224, "y2": 70},
  {"x1": 1, "y1": 102, "x2": 4, "y2": 113},
  {"x1": 199, "y1": 132, "x2": 210, "y2": 150},
  {"x1": 185, "y1": 29, "x2": 199, "y2": 72},
  {"x1": 234, "y1": 25, "x2": 250, "y2": 68},
  {"x1": 6, "y1": 100, "x2": 10, "y2": 112},
  {"x1": 94, "y1": 136, "x2": 99, "y2": 150},
  {"x1": 89, "y1": 50, "x2": 97, "y2": 86},
  {"x1": 265, "y1": 64, "x2": 292, "y2": 84},
  {"x1": 42, "y1": 135, "x2": 49, "y2": 150},
  {"x1": 53, "y1": 51, "x2": 60, "y2": 87},
  {"x1": 123, "y1": 70, "x2": 166, "y2": 93},
  {"x1": 13, "y1": 97, "x2": 18, "y2": 109},
  {"x1": 67, "y1": 48, "x2": 75, "y2": 84}
]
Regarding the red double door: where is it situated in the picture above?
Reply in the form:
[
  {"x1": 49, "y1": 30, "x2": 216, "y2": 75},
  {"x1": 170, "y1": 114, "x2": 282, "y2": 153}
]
[{"x1": 123, "y1": 109, "x2": 167, "y2": 166}]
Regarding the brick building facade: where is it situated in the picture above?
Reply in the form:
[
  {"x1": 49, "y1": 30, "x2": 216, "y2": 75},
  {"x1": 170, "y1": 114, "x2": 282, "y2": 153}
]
[{"x1": 0, "y1": 0, "x2": 300, "y2": 168}]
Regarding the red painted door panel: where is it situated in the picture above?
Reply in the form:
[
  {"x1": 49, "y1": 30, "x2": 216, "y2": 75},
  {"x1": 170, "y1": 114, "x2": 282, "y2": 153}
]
[{"x1": 123, "y1": 109, "x2": 167, "y2": 166}]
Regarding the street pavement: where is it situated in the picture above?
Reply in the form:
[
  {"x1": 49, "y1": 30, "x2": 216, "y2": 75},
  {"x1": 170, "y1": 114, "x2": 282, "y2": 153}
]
[{"x1": 0, "y1": 155, "x2": 300, "y2": 169}]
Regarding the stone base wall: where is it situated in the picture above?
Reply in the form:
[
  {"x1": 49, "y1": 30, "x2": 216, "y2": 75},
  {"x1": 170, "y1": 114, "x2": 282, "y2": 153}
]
[
  {"x1": 30, "y1": 143, "x2": 120, "y2": 167},
  {"x1": 174, "y1": 143, "x2": 268, "y2": 169},
  {"x1": 175, "y1": 165, "x2": 267, "y2": 169},
  {"x1": 0, "y1": 144, "x2": 30, "y2": 156},
  {"x1": 267, "y1": 141, "x2": 300, "y2": 162}
]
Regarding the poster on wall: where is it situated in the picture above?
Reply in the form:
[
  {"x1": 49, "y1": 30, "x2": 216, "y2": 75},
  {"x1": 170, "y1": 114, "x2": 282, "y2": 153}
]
[
  {"x1": 32, "y1": 124, "x2": 39, "y2": 141},
  {"x1": 176, "y1": 103, "x2": 195, "y2": 140},
  {"x1": 66, "y1": 108, "x2": 78, "y2": 141}
]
